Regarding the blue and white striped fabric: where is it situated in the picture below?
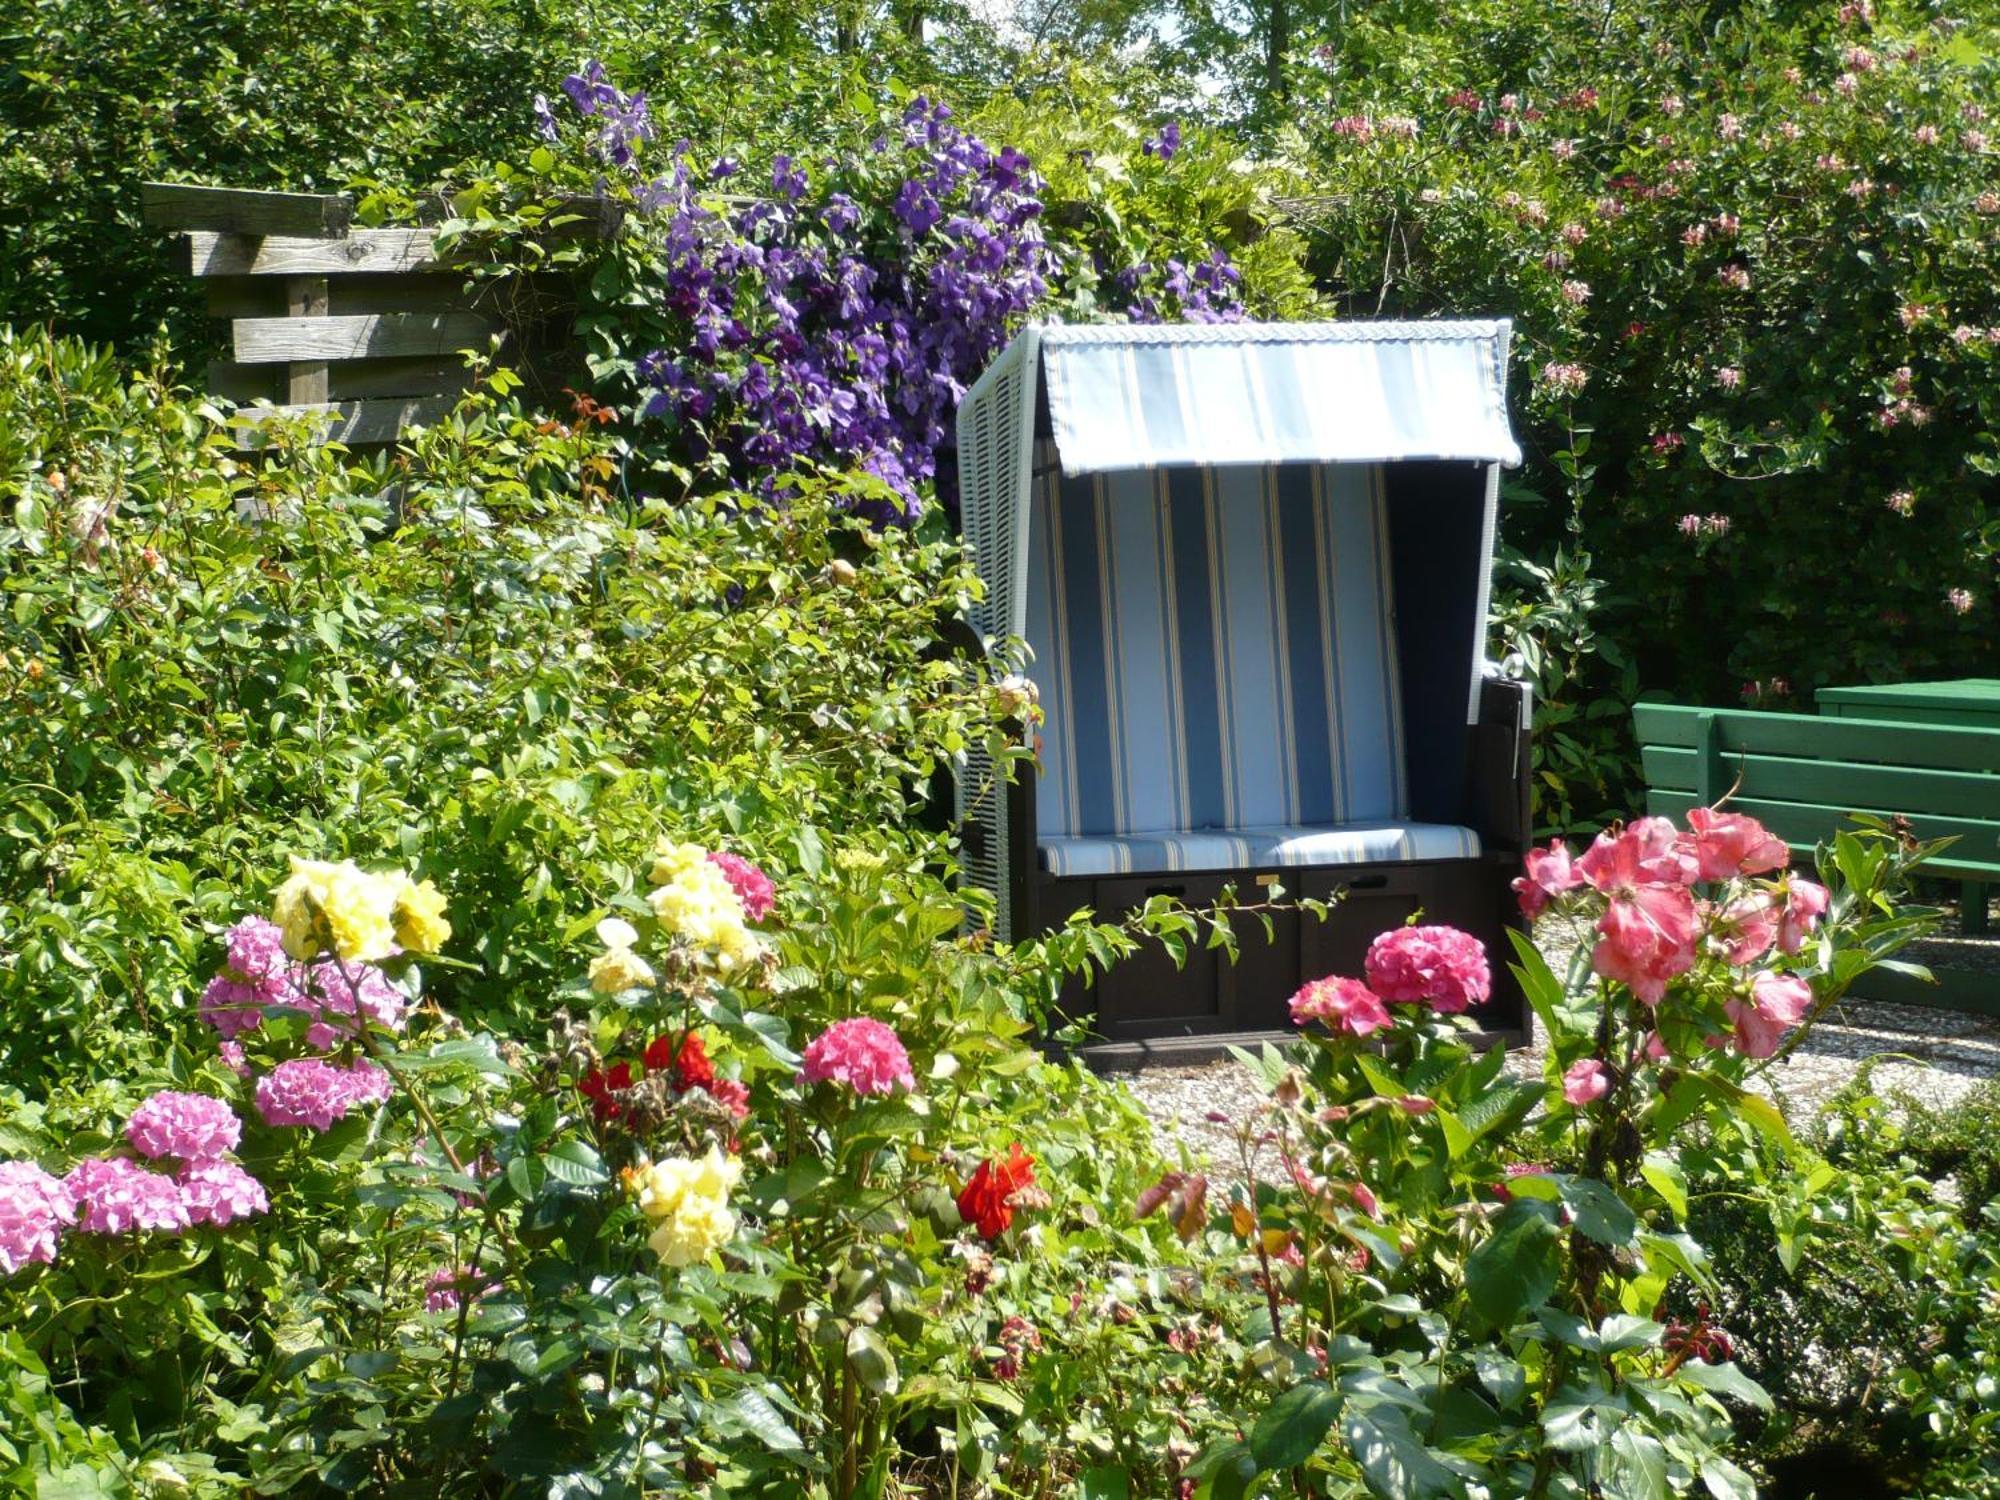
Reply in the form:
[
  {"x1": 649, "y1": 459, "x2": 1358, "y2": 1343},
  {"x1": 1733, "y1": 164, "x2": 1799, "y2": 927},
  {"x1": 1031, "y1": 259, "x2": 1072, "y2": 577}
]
[
  {"x1": 1038, "y1": 821, "x2": 1481, "y2": 877},
  {"x1": 1023, "y1": 450, "x2": 1481, "y2": 874}
]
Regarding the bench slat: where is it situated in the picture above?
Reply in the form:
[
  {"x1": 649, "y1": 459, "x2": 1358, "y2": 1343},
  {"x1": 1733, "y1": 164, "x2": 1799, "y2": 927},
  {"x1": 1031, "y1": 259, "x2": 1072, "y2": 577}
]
[
  {"x1": 1644, "y1": 789, "x2": 2000, "y2": 877},
  {"x1": 1643, "y1": 745, "x2": 2000, "y2": 820},
  {"x1": 1634, "y1": 702, "x2": 2000, "y2": 774}
]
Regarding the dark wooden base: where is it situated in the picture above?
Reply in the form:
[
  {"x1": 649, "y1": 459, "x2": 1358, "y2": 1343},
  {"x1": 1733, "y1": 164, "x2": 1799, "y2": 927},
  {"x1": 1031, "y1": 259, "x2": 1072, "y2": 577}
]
[{"x1": 1034, "y1": 854, "x2": 1528, "y2": 1043}]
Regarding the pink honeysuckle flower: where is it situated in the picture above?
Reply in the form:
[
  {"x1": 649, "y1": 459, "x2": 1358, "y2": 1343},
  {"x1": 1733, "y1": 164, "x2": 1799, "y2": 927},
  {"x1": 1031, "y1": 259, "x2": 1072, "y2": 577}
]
[
  {"x1": 1775, "y1": 877, "x2": 1830, "y2": 954},
  {"x1": 1563, "y1": 1058, "x2": 1610, "y2": 1105},
  {"x1": 1513, "y1": 839, "x2": 1584, "y2": 918},
  {"x1": 1725, "y1": 973, "x2": 1814, "y2": 1058},
  {"x1": 1682, "y1": 807, "x2": 1790, "y2": 882}
]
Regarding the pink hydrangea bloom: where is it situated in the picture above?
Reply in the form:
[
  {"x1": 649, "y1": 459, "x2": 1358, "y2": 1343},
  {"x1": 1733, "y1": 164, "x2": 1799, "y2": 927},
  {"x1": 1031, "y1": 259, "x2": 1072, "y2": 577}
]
[
  {"x1": 126, "y1": 1091, "x2": 242, "y2": 1164},
  {"x1": 65, "y1": 1157, "x2": 190, "y2": 1235},
  {"x1": 800, "y1": 1018, "x2": 916, "y2": 1096},
  {"x1": 0, "y1": 1161, "x2": 76, "y2": 1275},
  {"x1": 254, "y1": 1058, "x2": 392, "y2": 1130},
  {"x1": 1682, "y1": 808, "x2": 1789, "y2": 882},
  {"x1": 1776, "y1": 879, "x2": 1829, "y2": 954},
  {"x1": 200, "y1": 917, "x2": 309, "y2": 1038},
  {"x1": 310, "y1": 960, "x2": 409, "y2": 1034},
  {"x1": 177, "y1": 1161, "x2": 269, "y2": 1227},
  {"x1": 708, "y1": 851, "x2": 776, "y2": 922},
  {"x1": 1563, "y1": 1058, "x2": 1610, "y2": 1106},
  {"x1": 1288, "y1": 977, "x2": 1391, "y2": 1037},
  {"x1": 1364, "y1": 926, "x2": 1491, "y2": 1013},
  {"x1": 1727, "y1": 973, "x2": 1814, "y2": 1058},
  {"x1": 1513, "y1": 839, "x2": 1584, "y2": 918},
  {"x1": 424, "y1": 1265, "x2": 501, "y2": 1313}
]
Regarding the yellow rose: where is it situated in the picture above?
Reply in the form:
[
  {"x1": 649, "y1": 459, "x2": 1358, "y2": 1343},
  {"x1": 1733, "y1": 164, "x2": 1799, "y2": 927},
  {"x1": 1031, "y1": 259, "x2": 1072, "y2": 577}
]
[
  {"x1": 647, "y1": 1195, "x2": 737, "y2": 1267},
  {"x1": 631, "y1": 1146, "x2": 741, "y2": 1222},
  {"x1": 589, "y1": 945, "x2": 655, "y2": 995},
  {"x1": 646, "y1": 848, "x2": 761, "y2": 971},
  {"x1": 271, "y1": 857, "x2": 398, "y2": 963},
  {"x1": 386, "y1": 874, "x2": 451, "y2": 955}
]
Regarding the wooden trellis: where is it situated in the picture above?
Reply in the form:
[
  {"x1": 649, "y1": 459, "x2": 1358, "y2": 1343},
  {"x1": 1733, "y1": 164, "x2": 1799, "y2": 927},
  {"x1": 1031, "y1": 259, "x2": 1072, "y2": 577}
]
[{"x1": 143, "y1": 181, "x2": 608, "y2": 446}]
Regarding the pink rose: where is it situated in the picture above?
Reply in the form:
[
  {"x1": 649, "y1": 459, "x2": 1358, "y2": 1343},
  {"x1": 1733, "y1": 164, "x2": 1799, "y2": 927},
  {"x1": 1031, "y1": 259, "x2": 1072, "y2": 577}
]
[
  {"x1": 1725, "y1": 973, "x2": 1813, "y2": 1058},
  {"x1": 1682, "y1": 808, "x2": 1789, "y2": 882},
  {"x1": 1513, "y1": 839, "x2": 1583, "y2": 919},
  {"x1": 1715, "y1": 893, "x2": 1778, "y2": 965},
  {"x1": 1776, "y1": 879, "x2": 1829, "y2": 954},
  {"x1": 1563, "y1": 1058, "x2": 1610, "y2": 1106}
]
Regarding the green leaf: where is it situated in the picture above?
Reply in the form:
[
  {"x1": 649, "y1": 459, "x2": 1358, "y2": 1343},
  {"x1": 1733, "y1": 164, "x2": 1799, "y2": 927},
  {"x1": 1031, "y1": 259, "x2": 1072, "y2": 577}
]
[
  {"x1": 1078, "y1": 1465, "x2": 1131, "y2": 1500},
  {"x1": 1605, "y1": 1426, "x2": 1668, "y2": 1500},
  {"x1": 1700, "y1": 1456, "x2": 1758, "y2": 1500},
  {"x1": 731, "y1": 1388, "x2": 804, "y2": 1456},
  {"x1": 1472, "y1": 1350, "x2": 1526, "y2": 1408},
  {"x1": 1676, "y1": 1361, "x2": 1773, "y2": 1412},
  {"x1": 1556, "y1": 1175, "x2": 1640, "y2": 1249},
  {"x1": 542, "y1": 1140, "x2": 608, "y2": 1186},
  {"x1": 846, "y1": 1325, "x2": 899, "y2": 1396},
  {"x1": 1464, "y1": 1201, "x2": 1561, "y2": 1329},
  {"x1": 1340, "y1": 1402, "x2": 1460, "y2": 1500},
  {"x1": 1639, "y1": 1152, "x2": 1687, "y2": 1222},
  {"x1": 1249, "y1": 1381, "x2": 1341, "y2": 1472}
]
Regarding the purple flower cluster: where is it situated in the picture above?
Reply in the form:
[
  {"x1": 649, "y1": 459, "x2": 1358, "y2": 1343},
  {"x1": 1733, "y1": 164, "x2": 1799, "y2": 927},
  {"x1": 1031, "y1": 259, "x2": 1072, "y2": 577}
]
[
  {"x1": 1121, "y1": 251, "x2": 1244, "y2": 325},
  {"x1": 201, "y1": 918, "x2": 410, "y2": 1045},
  {"x1": 126, "y1": 1091, "x2": 242, "y2": 1163},
  {"x1": 542, "y1": 71, "x2": 1244, "y2": 520},
  {"x1": 0, "y1": 1161, "x2": 75, "y2": 1274},
  {"x1": 0, "y1": 1088, "x2": 274, "y2": 1267},
  {"x1": 424, "y1": 1263, "x2": 502, "y2": 1313},
  {"x1": 254, "y1": 1058, "x2": 393, "y2": 1131}
]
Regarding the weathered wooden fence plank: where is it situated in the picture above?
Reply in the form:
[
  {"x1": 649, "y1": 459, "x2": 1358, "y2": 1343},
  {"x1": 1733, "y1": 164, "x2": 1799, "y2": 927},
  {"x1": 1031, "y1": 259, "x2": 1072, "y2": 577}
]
[
  {"x1": 187, "y1": 228, "x2": 450, "y2": 277},
  {"x1": 233, "y1": 313, "x2": 496, "y2": 364},
  {"x1": 143, "y1": 182, "x2": 352, "y2": 238},
  {"x1": 328, "y1": 355, "x2": 474, "y2": 401},
  {"x1": 233, "y1": 397, "x2": 456, "y2": 446}
]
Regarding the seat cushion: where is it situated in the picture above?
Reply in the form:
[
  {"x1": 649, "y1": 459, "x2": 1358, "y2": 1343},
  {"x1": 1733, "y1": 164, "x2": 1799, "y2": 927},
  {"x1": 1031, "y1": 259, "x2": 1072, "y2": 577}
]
[
  {"x1": 1037, "y1": 822, "x2": 1482, "y2": 878},
  {"x1": 1024, "y1": 452, "x2": 1408, "y2": 838}
]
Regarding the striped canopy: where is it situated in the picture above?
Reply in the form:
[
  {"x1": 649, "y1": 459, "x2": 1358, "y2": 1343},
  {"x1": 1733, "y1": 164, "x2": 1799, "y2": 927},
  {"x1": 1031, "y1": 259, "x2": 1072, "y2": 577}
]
[{"x1": 1036, "y1": 321, "x2": 1521, "y2": 475}]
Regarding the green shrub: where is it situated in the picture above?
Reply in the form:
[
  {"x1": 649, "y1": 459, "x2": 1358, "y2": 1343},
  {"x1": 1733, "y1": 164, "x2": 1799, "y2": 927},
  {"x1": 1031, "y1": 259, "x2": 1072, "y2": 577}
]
[{"x1": 0, "y1": 326, "x2": 1002, "y2": 1084}]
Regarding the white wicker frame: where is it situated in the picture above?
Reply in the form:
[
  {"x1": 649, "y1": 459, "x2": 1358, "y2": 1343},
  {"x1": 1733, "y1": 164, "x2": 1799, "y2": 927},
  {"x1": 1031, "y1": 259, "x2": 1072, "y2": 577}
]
[{"x1": 953, "y1": 320, "x2": 1518, "y2": 940}]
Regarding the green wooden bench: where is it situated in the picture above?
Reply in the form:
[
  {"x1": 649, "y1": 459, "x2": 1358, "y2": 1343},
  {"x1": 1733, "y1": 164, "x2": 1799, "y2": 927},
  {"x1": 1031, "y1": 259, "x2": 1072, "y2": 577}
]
[{"x1": 1632, "y1": 701, "x2": 2000, "y2": 1014}]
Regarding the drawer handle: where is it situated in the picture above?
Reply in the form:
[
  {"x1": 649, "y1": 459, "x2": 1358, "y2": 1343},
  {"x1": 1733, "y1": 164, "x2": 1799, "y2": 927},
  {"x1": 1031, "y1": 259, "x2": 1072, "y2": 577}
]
[
  {"x1": 1345, "y1": 876, "x2": 1390, "y2": 891},
  {"x1": 1145, "y1": 883, "x2": 1188, "y2": 899}
]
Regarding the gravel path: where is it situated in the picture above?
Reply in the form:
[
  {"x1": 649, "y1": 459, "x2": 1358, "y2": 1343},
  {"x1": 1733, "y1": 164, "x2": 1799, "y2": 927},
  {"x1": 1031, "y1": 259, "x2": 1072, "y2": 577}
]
[{"x1": 1131, "y1": 917, "x2": 2000, "y2": 1171}]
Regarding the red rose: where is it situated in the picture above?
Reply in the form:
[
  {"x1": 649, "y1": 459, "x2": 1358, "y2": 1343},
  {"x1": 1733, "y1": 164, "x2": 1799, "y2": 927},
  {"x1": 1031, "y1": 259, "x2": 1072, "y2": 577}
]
[{"x1": 957, "y1": 1144, "x2": 1037, "y2": 1240}]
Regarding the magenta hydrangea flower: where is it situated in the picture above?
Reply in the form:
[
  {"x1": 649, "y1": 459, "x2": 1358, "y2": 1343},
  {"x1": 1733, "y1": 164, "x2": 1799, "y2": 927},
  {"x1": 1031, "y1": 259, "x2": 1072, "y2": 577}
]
[
  {"x1": 0, "y1": 1161, "x2": 76, "y2": 1275},
  {"x1": 309, "y1": 960, "x2": 409, "y2": 1034},
  {"x1": 1364, "y1": 926, "x2": 1492, "y2": 1014},
  {"x1": 125, "y1": 1091, "x2": 241, "y2": 1164},
  {"x1": 707, "y1": 851, "x2": 776, "y2": 922},
  {"x1": 177, "y1": 1160, "x2": 270, "y2": 1227},
  {"x1": 800, "y1": 1017, "x2": 916, "y2": 1096},
  {"x1": 65, "y1": 1157, "x2": 190, "y2": 1235},
  {"x1": 200, "y1": 916, "x2": 310, "y2": 1038},
  {"x1": 254, "y1": 1058, "x2": 392, "y2": 1130},
  {"x1": 423, "y1": 1264, "x2": 501, "y2": 1313}
]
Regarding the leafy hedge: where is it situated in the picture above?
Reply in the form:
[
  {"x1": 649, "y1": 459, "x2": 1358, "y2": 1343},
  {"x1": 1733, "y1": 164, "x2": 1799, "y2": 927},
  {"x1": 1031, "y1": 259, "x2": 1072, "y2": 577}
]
[{"x1": 1282, "y1": 0, "x2": 2000, "y2": 825}]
